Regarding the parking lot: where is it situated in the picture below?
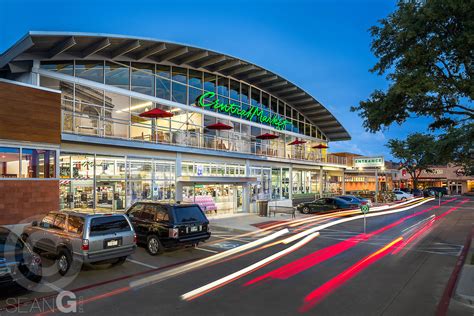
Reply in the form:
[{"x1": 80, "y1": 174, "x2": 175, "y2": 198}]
[{"x1": 0, "y1": 225, "x2": 256, "y2": 313}]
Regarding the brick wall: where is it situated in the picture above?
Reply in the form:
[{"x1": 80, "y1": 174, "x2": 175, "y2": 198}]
[{"x1": 0, "y1": 180, "x2": 59, "y2": 225}]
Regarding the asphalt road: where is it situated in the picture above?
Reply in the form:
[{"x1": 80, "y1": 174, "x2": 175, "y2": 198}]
[{"x1": 1, "y1": 197, "x2": 473, "y2": 316}]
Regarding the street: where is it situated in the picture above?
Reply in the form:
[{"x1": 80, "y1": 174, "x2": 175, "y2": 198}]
[{"x1": 1, "y1": 197, "x2": 473, "y2": 316}]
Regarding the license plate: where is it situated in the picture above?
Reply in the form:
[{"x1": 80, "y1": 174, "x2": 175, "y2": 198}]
[
  {"x1": 190, "y1": 226, "x2": 198, "y2": 232},
  {"x1": 107, "y1": 240, "x2": 119, "y2": 247}
]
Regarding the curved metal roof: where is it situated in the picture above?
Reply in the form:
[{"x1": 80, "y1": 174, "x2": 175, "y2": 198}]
[{"x1": 0, "y1": 31, "x2": 350, "y2": 141}]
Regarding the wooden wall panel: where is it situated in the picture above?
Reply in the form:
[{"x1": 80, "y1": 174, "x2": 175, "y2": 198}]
[
  {"x1": 0, "y1": 81, "x2": 61, "y2": 144},
  {"x1": 0, "y1": 180, "x2": 59, "y2": 225}
]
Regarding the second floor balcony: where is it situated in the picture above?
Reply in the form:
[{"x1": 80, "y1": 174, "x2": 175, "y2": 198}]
[{"x1": 62, "y1": 110, "x2": 348, "y2": 167}]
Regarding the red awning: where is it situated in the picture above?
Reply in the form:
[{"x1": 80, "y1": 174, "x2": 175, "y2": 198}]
[
  {"x1": 312, "y1": 143, "x2": 329, "y2": 149},
  {"x1": 256, "y1": 133, "x2": 279, "y2": 140},
  {"x1": 205, "y1": 122, "x2": 233, "y2": 130},
  {"x1": 288, "y1": 139, "x2": 307, "y2": 145},
  {"x1": 139, "y1": 108, "x2": 174, "y2": 118}
]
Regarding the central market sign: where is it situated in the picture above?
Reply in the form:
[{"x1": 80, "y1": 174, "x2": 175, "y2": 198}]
[{"x1": 196, "y1": 92, "x2": 292, "y2": 130}]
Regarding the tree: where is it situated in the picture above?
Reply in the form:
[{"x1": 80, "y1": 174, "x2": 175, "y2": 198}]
[
  {"x1": 352, "y1": 0, "x2": 473, "y2": 171},
  {"x1": 387, "y1": 133, "x2": 438, "y2": 189}
]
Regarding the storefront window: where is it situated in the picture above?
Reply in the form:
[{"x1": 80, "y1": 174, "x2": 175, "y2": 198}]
[
  {"x1": 217, "y1": 76, "x2": 229, "y2": 96},
  {"x1": 75, "y1": 61, "x2": 104, "y2": 83},
  {"x1": 95, "y1": 156, "x2": 126, "y2": 180},
  {"x1": 282, "y1": 168, "x2": 290, "y2": 199},
  {"x1": 21, "y1": 149, "x2": 56, "y2": 178},
  {"x1": 104, "y1": 91, "x2": 130, "y2": 138},
  {"x1": 128, "y1": 158, "x2": 153, "y2": 179},
  {"x1": 230, "y1": 80, "x2": 240, "y2": 100},
  {"x1": 0, "y1": 147, "x2": 19, "y2": 178},
  {"x1": 71, "y1": 154, "x2": 95, "y2": 179},
  {"x1": 204, "y1": 73, "x2": 216, "y2": 92}
]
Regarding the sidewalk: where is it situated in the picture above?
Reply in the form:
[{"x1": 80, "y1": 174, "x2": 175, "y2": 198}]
[{"x1": 209, "y1": 212, "x2": 302, "y2": 233}]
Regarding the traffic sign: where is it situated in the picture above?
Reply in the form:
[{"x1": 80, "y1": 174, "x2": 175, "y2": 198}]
[{"x1": 360, "y1": 204, "x2": 370, "y2": 214}]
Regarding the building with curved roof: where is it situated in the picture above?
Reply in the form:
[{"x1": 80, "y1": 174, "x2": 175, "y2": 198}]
[{"x1": 0, "y1": 31, "x2": 351, "y2": 221}]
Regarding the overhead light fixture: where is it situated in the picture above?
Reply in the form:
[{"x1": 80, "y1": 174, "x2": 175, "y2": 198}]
[{"x1": 116, "y1": 101, "x2": 153, "y2": 113}]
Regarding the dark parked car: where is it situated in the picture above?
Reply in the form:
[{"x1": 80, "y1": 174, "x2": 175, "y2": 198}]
[
  {"x1": 411, "y1": 189, "x2": 423, "y2": 197},
  {"x1": 296, "y1": 197, "x2": 359, "y2": 214},
  {"x1": 0, "y1": 227, "x2": 41, "y2": 290},
  {"x1": 126, "y1": 202, "x2": 211, "y2": 256},
  {"x1": 426, "y1": 187, "x2": 448, "y2": 195},
  {"x1": 337, "y1": 195, "x2": 373, "y2": 207}
]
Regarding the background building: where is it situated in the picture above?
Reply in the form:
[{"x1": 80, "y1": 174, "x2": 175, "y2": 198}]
[{"x1": 0, "y1": 32, "x2": 352, "y2": 224}]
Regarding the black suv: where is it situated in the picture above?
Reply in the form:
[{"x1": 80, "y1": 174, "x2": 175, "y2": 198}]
[{"x1": 125, "y1": 202, "x2": 211, "y2": 256}]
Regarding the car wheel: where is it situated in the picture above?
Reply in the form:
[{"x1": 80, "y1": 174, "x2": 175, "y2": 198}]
[
  {"x1": 302, "y1": 207, "x2": 311, "y2": 214},
  {"x1": 402, "y1": 197, "x2": 407, "y2": 201},
  {"x1": 146, "y1": 235, "x2": 163, "y2": 256},
  {"x1": 57, "y1": 249, "x2": 72, "y2": 276},
  {"x1": 111, "y1": 256, "x2": 127, "y2": 266}
]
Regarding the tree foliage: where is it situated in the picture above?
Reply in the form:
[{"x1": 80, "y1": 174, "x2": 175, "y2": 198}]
[
  {"x1": 353, "y1": 0, "x2": 473, "y2": 173},
  {"x1": 387, "y1": 133, "x2": 438, "y2": 188}
]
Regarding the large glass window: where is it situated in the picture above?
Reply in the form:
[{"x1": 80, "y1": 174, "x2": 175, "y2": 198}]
[
  {"x1": 105, "y1": 61, "x2": 129, "y2": 89},
  {"x1": 250, "y1": 87, "x2": 260, "y2": 107},
  {"x1": 21, "y1": 149, "x2": 56, "y2": 178},
  {"x1": 95, "y1": 156, "x2": 126, "y2": 180},
  {"x1": 172, "y1": 82, "x2": 187, "y2": 104},
  {"x1": 172, "y1": 67, "x2": 187, "y2": 84},
  {"x1": 40, "y1": 61, "x2": 74, "y2": 76},
  {"x1": 0, "y1": 147, "x2": 19, "y2": 178},
  {"x1": 230, "y1": 80, "x2": 240, "y2": 100},
  {"x1": 189, "y1": 70, "x2": 202, "y2": 88},
  {"x1": 156, "y1": 77, "x2": 171, "y2": 100},
  {"x1": 204, "y1": 73, "x2": 216, "y2": 92},
  {"x1": 104, "y1": 91, "x2": 130, "y2": 138},
  {"x1": 128, "y1": 158, "x2": 153, "y2": 179},
  {"x1": 217, "y1": 76, "x2": 229, "y2": 96},
  {"x1": 131, "y1": 63, "x2": 154, "y2": 96},
  {"x1": 189, "y1": 87, "x2": 202, "y2": 106},
  {"x1": 75, "y1": 61, "x2": 104, "y2": 83}
]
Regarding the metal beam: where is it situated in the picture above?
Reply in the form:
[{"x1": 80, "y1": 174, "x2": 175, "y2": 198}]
[
  {"x1": 276, "y1": 86, "x2": 298, "y2": 94},
  {"x1": 285, "y1": 94, "x2": 312, "y2": 102},
  {"x1": 195, "y1": 55, "x2": 226, "y2": 68},
  {"x1": 135, "y1": 43, "x2": 166, "y2": 60},
  {"x1": 0, "y1": 35, "x2": 35, "y2": 68},
  {"x1": 281, "y1": 91, "x2": 305, "y2": 98},
  {"x1": 252, "y1": 75, "x2": 278, "y2": 85},
  {"x1": 311, "y1": 114, "x2": 334, "y2": 121},
  {"x1": 49, "y1": 36, "x2": 76, "y2": 58},
  {"x1": 242, "y1": 70, "x2": 267, "y2": 80},
  {"x1": 298, "y1": 103, "x2": 320, "y2": 110},
  {"x1": 177, "y1": 51, "x2": 208, "y2": 65},
  {"x1": 155, "y1": 47, "x2": 189, "y2": 62},
  {"x1": 227, "y1": 65, "x2": 255, "y2": 76},
  {"x1": 317, "y1": 121, "x2": 340, "y2": 127},
  {"x1": 292, "y1": 97, "x2": 314, "y2": 104},
  {"x1": 212, "y1": 59, "x2": 241, "y2": 72},
  {"x1": 305, "y1": 108, "x2": 328, "y2": 115},
  {"x1": 82, "y1": 38, "x2": 111, "y2": 58},
  {"x1": 110, "y1": 40, "x2": 141, "y2": 59},
  {"x1": 7, "y1": 61, "x2": 33, "y2": 73},
  {"x1": 265, "y1": 80, "x2": 288, "y2": 89}
]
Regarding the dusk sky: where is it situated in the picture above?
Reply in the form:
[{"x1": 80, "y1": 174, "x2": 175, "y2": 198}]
[{"x1": 0, "y1": 0, "x2": 434, "y2": 160}]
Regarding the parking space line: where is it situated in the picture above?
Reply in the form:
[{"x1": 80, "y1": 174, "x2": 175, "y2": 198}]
[
  {"x1": 195, "y1": 247, "x2": 219, "y2": 254},
  {"x1": 41, "y1": 281, "x2": 64, "y2": 293},
  {"x1": 126, "y1": 259, "x2": 158, "y2": 269}
]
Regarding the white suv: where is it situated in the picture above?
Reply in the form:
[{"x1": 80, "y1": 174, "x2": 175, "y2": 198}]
[{"x1": 393, "y1": 190, "x2": 414, "y2": 201}]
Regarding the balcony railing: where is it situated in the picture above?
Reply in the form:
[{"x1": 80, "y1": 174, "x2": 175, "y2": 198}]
[{"x1": 61, "y1": 110, "x2": 347, "y2": 166}]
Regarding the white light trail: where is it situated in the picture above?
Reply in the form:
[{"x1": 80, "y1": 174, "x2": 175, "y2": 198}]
[{"x1": 181, "y1": 232, "x2": 320, "y2": 301}]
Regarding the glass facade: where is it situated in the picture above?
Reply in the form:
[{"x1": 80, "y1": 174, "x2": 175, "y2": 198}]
[{"x1": 39, "y1": 60, "x2": 327, "y2": 139}]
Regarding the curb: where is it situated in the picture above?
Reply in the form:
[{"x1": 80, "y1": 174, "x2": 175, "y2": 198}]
[
  {"x1": 436, "y1": 227, "x2": 474, "y2": 315},
  {"x1": 453, "y1": 230, "x2": 474, "y2": 307},
  {"x1": 209, "y1": 224, "x2": 255, "y2": 234}
]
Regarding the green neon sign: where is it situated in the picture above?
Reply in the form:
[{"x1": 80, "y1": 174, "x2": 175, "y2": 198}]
[{"x1": 196, "y1": 92, "x2": 292, "y2": 130}]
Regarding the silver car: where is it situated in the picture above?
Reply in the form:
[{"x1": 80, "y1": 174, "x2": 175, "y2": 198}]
[{"x1": 22, "y1": 211, "x2": 136, "y2": 275}]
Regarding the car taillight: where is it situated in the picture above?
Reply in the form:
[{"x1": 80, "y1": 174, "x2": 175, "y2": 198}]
[
  {"x1": 81, "y1": 239, "x2": 89, "y2": 251},
  {"x1": 133, "y1": 233, "x2": 137, "y2": 244},
  {"x1": 361, "y1": 201, "x2": 367, "y2": 205},
  {"x1": 169, "y1": 227, "x2": 179, "y2": 238}
]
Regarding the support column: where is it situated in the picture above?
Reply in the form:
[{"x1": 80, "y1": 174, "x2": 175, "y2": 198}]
[
  {"x1": 342, "y1": 169, "x2": 346, "y2": 195},
  {"x1": 243, "y1": 159, "x2": 251, "y2": 213},
  {"x1": 375, "y1": 168, "x2": 379, "y2": 204},
  {"x1": 289, "y1": 164, "x2": 293, "y2": 201},
  {"x1": 319, "y1": 166, "x2": 323, "y2": 198},
  {"x1": 175, "y1": 153, "x2": 183, "y2": 202}
]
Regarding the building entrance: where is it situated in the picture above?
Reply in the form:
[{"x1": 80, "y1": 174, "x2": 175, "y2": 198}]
[{"x1": 183, "y1": 184, "x2": 243, "y2": 215}]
